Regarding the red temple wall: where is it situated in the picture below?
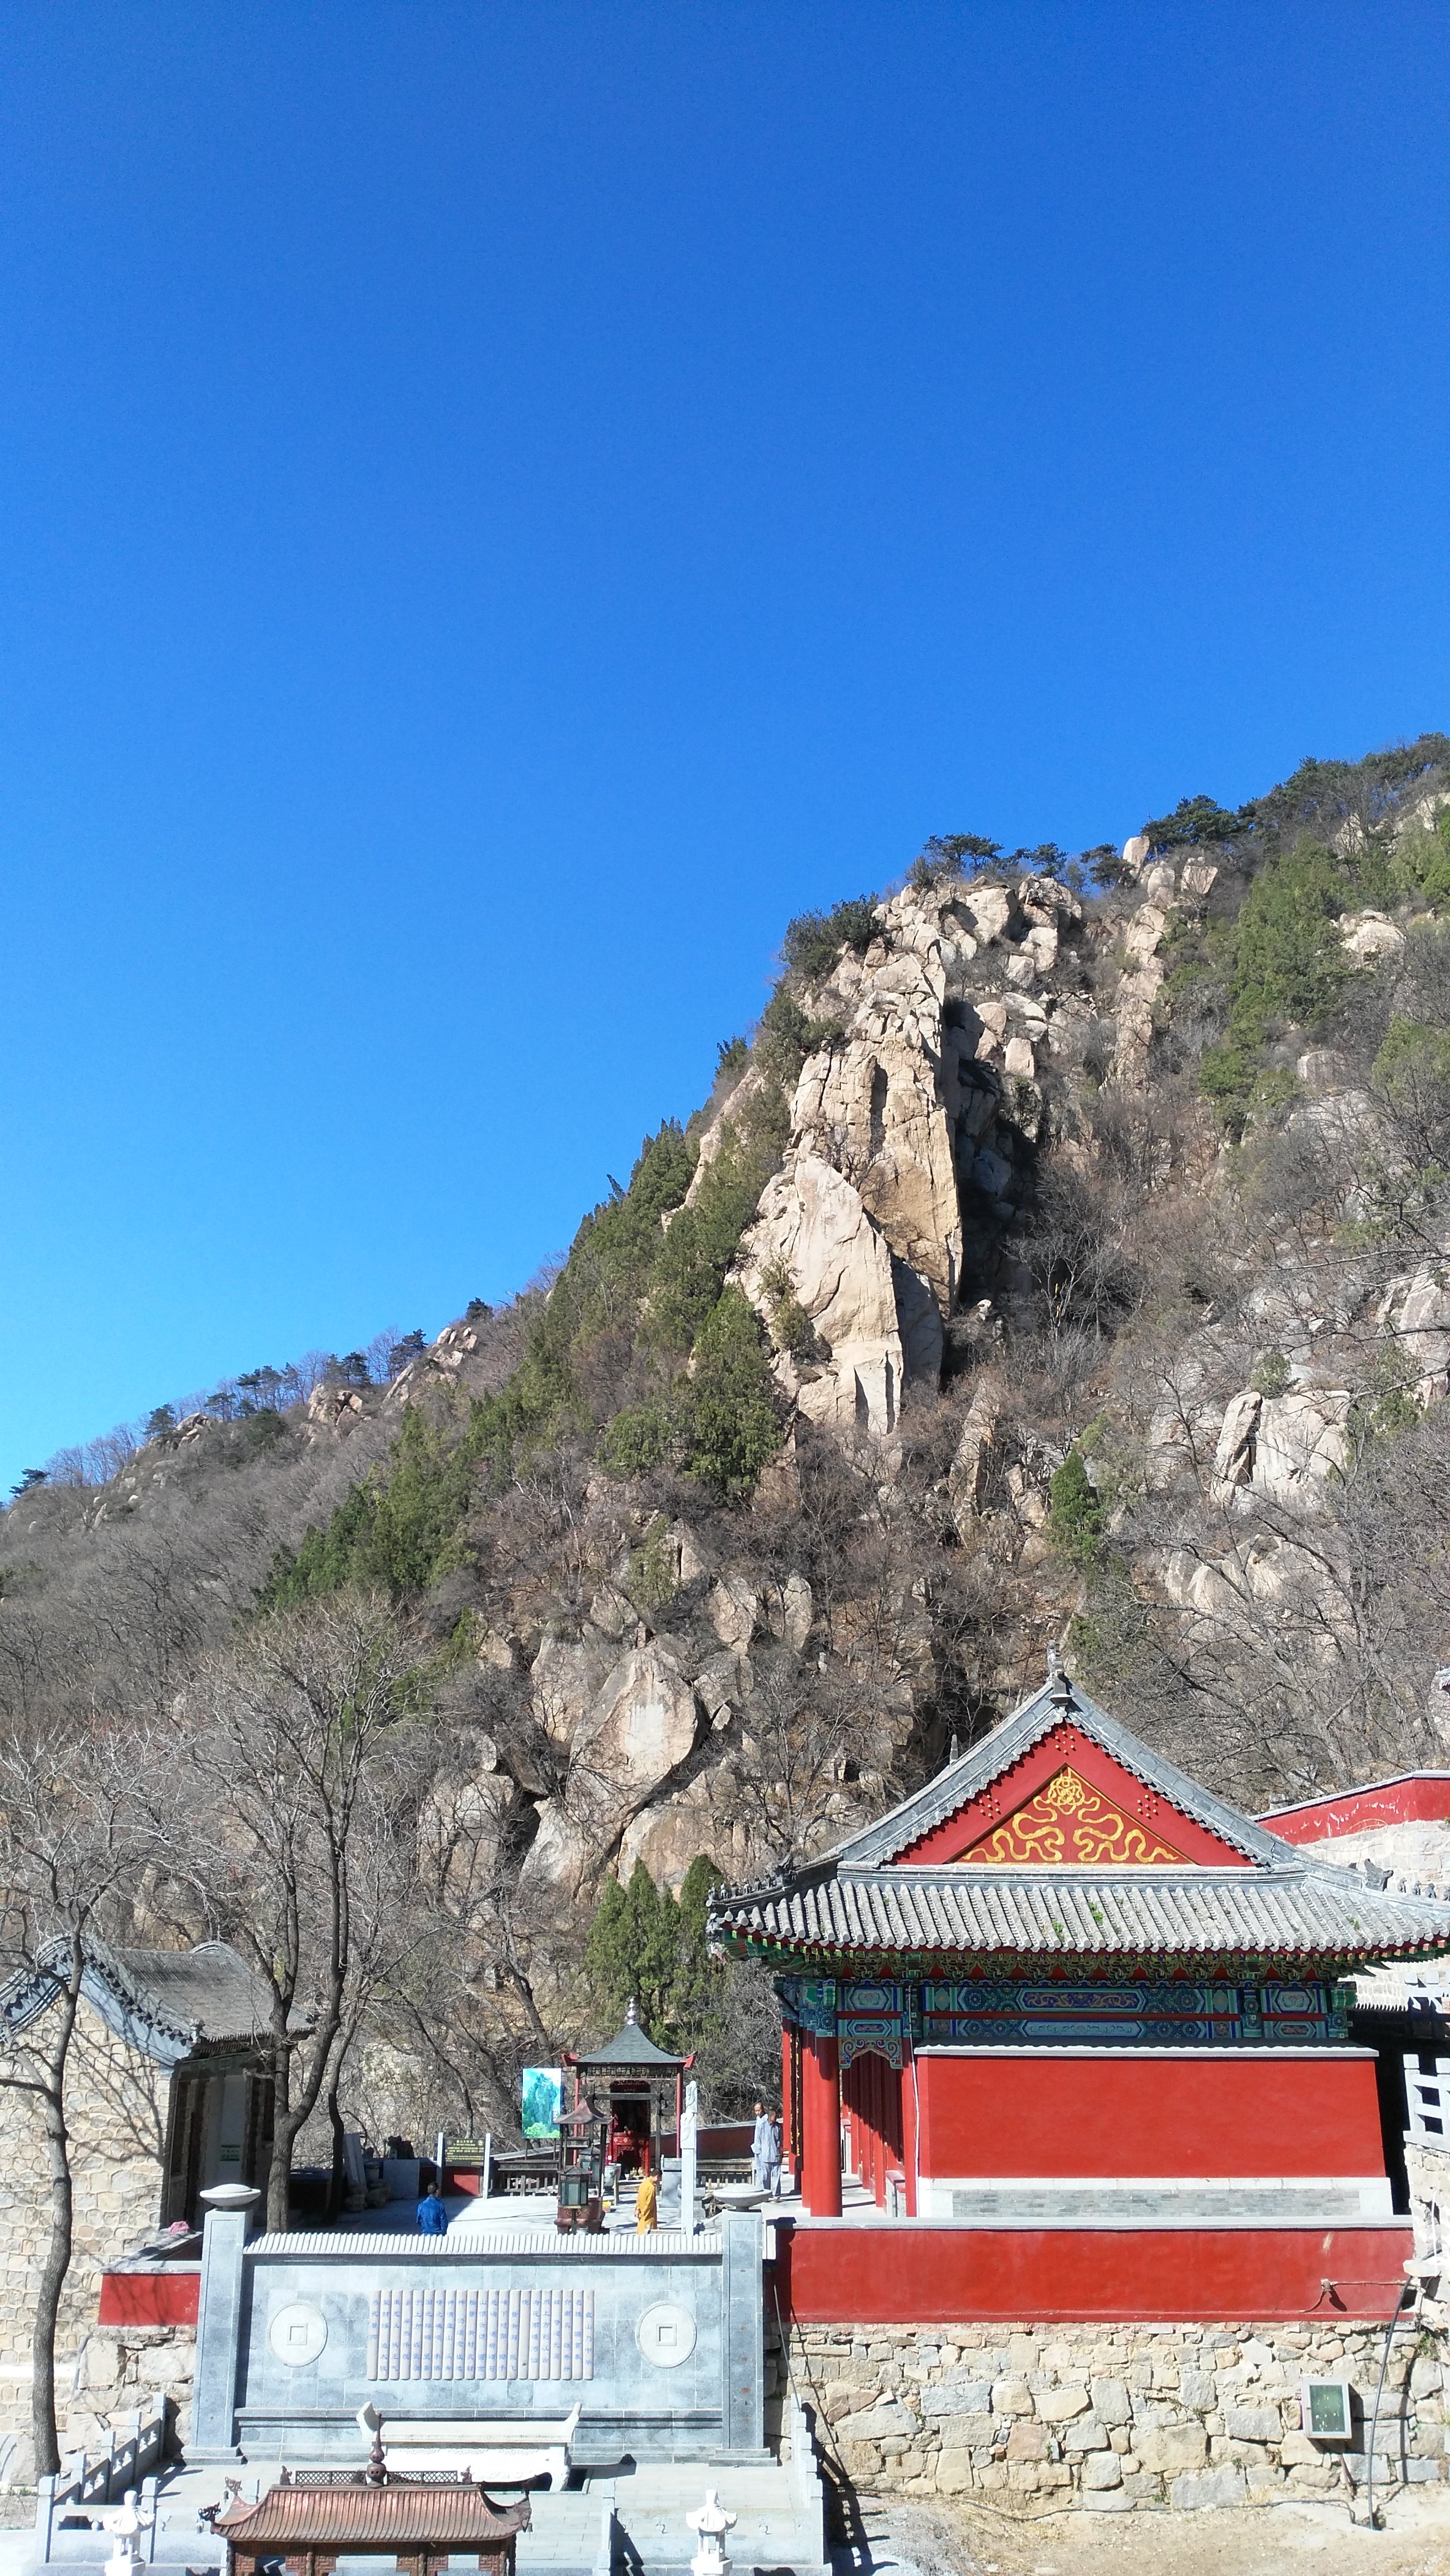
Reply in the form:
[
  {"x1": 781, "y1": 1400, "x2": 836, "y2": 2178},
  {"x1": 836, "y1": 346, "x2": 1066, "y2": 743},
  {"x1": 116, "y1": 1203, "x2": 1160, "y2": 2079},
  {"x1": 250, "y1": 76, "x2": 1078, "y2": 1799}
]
[
  {"x1": 914, "y1": 2047, "x2": 1386, "y2": 2179},
  {"x1": 99, "y1": 2267, "x2": 200, "y2": 2327},
  {"x1": 1261, "y1": 1772, "x2": 1450, "y2": 1842},
  {"x1": 775, "y1": 2221, "x2": 1412, "y2": 2323}
]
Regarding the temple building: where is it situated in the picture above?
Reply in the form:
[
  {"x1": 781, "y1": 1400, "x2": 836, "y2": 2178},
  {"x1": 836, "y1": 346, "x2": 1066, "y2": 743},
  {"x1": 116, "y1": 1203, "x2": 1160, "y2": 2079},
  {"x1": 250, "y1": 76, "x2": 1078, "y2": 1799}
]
[
  {"x1": 0, "y1": 1938, "x2": 272, "y2": 2455},
  {"x1": 709, "y1": 1665, "x2": 1450, "y2": 2323},
  {"x1": 558, "y1": 1999, "x2": 690, "y2": 2205}
]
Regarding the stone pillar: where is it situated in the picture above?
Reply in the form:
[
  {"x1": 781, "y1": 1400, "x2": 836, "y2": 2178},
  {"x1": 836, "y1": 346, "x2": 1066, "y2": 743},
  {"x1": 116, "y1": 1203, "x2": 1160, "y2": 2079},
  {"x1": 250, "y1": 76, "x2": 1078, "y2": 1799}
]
[
  {"x1": 190, "y1": 2184, "x2": 260, "y2": 2457},
  {"x1": 720, "y1": 2208, "x2": 766, "y2": 2454},
  {"x1": 801, "y1": 2028, "x2": 841, "y2": 2218},
  {"x1": 680, "y1": 2078, "x2": 699, "y2": 2237}
]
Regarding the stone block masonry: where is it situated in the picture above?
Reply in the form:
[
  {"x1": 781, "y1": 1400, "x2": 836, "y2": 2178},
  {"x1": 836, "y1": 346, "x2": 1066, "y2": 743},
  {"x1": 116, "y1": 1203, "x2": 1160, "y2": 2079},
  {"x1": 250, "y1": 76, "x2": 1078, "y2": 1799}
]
[
  {"x1": 0, "y1": 1994, "x2": 197, "y2": 2477},
  {"x1": 781, "y1": 2320, "x2": 1449, "y2": 2512}
]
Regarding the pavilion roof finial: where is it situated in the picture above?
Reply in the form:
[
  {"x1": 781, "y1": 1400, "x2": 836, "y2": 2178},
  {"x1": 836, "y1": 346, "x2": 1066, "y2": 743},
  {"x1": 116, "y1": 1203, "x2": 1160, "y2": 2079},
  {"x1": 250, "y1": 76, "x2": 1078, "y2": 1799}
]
[{"x1": 625, "y1": 1995, "x2": 637, "y2": 2026}]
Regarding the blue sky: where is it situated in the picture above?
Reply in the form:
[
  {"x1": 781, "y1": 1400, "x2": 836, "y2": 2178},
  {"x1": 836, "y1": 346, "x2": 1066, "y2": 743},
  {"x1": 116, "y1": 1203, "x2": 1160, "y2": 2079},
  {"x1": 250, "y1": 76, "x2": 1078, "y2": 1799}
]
[{"x1": 2, "y1": 3, "x2": 1448, "y2": 1488}]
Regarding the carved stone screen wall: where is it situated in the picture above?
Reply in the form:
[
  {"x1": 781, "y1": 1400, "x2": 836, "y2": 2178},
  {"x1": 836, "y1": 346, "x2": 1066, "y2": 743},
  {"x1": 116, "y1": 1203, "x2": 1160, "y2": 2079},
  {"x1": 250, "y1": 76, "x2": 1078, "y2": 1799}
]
[{"x1": 190, "y1": 2203, "x2": 767, "y2": 2465}]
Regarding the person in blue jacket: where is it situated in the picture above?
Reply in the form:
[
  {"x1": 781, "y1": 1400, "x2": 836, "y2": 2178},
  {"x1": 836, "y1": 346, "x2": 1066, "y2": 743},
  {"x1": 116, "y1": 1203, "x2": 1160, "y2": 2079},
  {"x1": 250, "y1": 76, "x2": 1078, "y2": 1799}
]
[{"x1": 416, "y1": 2183, "x2": 449, "y2": 2235}]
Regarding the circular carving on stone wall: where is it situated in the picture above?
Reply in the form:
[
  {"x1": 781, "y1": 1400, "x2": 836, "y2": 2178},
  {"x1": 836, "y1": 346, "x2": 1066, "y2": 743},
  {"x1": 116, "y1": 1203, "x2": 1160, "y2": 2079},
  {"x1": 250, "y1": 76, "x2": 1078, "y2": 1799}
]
[
  {"x1": 636, "y1": 2300, "x2": 697, "y2": 2368},
  {"x1": 269, "y1": 2299, "x2": 329, "y2": 2367}
]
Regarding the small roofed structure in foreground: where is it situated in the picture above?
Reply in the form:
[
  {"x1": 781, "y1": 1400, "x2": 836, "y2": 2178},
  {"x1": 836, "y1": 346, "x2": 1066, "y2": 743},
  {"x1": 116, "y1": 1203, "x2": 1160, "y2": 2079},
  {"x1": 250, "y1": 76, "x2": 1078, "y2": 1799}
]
[
  {"x1": 212, "y1": 2466, "x2": 530, "y2": 2576},
  {"x1": 563, "y1": 1999, "x2": 689, "y2": 2178},
  {"x1": 708, "y1": 1663, "x2": 1450, "y2": 2322}
]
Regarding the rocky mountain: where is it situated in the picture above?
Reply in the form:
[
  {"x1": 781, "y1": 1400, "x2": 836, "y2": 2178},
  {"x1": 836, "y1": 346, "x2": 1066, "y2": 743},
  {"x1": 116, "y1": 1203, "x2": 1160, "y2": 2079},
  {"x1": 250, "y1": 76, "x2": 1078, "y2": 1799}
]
[{"x1": 7, "y1": 733, "x2": 1450, "y2": 2111}]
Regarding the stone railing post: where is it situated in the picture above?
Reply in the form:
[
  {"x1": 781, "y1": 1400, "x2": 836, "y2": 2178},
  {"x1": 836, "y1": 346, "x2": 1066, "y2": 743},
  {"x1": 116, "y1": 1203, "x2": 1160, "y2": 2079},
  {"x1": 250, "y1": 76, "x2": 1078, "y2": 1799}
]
[
  {"x1": 190, "y1": 2184, "x2": 260, "y2": 2457},
  {"x1": 592, "y1": 2499, "x2": 616, "y2": 2576},
  {"x1": 34, "y1": 2471, "x2": 59, "y2": 2565},
  {"x1": 141, "y1": 2476, "x2": 160, "y2": 2565},
  {"x1": 720, "y1": 2207, "x2": 765, "y2": 2454}
]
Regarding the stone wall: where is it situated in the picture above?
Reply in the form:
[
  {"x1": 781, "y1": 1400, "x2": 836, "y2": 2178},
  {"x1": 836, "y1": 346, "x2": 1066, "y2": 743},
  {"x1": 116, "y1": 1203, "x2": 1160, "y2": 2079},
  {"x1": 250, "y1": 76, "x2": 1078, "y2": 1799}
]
[
  {"x1": 784, "y1": 2318, "x2": 1448, "y2": 2513},
  {"x1": 0, "y1": 1994, "x2": 193, "y2": 2478}
]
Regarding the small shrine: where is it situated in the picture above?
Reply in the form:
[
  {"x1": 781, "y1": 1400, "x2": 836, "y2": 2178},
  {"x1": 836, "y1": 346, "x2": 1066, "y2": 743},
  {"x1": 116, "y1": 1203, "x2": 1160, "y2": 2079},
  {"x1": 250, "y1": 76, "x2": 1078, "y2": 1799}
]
[
  {"x1": 211, "y1": 2465, "x2": 530, "y2": 2576},
  {"x1": 562, "y1": 2001, "x2": 689, "y2": 2177},
  {"x1": 709, "y1": 1661, "x2": 1450, "y2": 2321}
]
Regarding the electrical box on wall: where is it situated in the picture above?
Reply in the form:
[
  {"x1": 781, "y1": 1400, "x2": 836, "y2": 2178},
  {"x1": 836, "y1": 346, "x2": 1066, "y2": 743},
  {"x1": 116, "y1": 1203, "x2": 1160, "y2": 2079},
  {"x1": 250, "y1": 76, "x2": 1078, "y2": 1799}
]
[{"x1": 1301, "y1": 2379, "x2": 1355, "y2": 2441}]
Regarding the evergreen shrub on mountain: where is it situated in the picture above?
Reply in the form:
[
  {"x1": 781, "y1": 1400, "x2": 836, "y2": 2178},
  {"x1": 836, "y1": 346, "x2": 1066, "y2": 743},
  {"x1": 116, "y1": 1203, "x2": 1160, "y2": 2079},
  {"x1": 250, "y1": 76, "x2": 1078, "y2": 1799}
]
[
  {"x1": 583, "y1": 1854, "x2": 719, "y2": 2051},
  {"x1": 780, "y1": 894, "x2": 878, "y2": 981}
]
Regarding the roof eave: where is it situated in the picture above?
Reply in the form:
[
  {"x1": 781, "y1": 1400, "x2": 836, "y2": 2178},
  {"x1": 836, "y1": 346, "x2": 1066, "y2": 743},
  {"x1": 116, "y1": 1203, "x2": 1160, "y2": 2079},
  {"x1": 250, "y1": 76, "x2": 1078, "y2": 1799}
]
[{"x1": 717, "y1": 1925, "x2": 1450, "y2": 1968}]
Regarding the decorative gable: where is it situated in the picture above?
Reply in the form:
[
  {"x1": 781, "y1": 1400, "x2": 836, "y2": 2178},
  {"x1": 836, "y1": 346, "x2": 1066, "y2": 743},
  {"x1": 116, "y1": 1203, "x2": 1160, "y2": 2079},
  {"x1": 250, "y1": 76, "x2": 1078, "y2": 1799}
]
[
  {"x1": 896, "y1": 1721, "x2": 1251, "y2": 1868},
  {"x1": 960, "y1": 1766, "x2": 1190, "y2": 1866}
]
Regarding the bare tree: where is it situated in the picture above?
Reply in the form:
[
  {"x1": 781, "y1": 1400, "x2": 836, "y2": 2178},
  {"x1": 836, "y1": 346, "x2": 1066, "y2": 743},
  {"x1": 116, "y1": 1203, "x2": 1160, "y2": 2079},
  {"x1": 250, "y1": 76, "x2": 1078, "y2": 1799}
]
[
  {"x1": 1020, "y1": 1163, "x2": 1145, "y2": 1355},
  {"x1": 0, "y1": 1715, "x2": 166, "y2": 2474},
  {"x1": 167, "y1": 1595, "x2": 429, "y2": 2230},
  {"x1": 724, "y1": 1651, "x2": 884, "y2": 1873},
  {"x1": 405, "y1": 1799, "x2": 557, "y2": 2140},
  {"x1": 1100, "y1": 1374, "x2": 1450, "y2": 1806}
]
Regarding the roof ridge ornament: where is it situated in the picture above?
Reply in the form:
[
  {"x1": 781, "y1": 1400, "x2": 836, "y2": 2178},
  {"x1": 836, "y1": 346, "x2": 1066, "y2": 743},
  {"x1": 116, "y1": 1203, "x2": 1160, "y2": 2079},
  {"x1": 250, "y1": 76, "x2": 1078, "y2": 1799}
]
[{"x1": 1046, "y1": 1641, "x2": 1073, "y2": 1710}]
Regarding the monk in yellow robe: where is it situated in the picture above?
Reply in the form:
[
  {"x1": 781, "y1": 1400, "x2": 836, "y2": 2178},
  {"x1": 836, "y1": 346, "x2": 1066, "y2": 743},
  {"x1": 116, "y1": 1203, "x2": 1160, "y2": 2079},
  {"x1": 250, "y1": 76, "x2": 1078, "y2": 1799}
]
[{"x1": 634, "y1": 2169, "x2": 659, "y2": 2233}]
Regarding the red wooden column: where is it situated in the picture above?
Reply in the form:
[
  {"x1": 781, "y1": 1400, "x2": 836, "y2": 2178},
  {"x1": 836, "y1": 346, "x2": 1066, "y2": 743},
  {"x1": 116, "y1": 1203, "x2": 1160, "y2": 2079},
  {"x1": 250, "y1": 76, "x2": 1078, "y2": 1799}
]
[
  {"x1": 847, "y1": 2057, "x2": 863, "y2": 2188},
  {"x1": 855, "y1": 2058, "x2": 873, "y2": 2200},
  {"x1": 871, "y1": 2055, "x2": 887, "y2": 2206},
  {"x1": 857, "y1": 2056, "x2": 872, "y2": 2204},
  {"x1": 900, "y1": 2042, "x2": 918, "y2": 2216},
  {"x1": 801, "y1": 2025, "x2": 842, "y2": 2217}
]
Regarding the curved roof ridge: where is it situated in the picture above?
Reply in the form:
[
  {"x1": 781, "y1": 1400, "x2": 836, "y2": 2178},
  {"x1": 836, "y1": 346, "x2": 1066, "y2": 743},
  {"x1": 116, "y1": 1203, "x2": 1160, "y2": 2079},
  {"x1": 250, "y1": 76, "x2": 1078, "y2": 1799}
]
[
  {"x1": 1, "y1": 1934, "x2": 271, "y2": 2061},
  {"x1": 830, "y1": 1675, "x2": 1298, "y2": 1871}
]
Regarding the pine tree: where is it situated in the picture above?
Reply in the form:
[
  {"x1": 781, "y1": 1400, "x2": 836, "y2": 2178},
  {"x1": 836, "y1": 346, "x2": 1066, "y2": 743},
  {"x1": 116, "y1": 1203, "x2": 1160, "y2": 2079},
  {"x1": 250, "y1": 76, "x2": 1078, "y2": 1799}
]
[
  {"x1": 675, "y1": 1854, "x2": 722, "y2": 2047},
  {"x1": 584, "y1": 1862, "x2": 680, "y2": 2040},
  {"x1": 583, "y1": 1853, "x2": 723, "y2": 2050}
]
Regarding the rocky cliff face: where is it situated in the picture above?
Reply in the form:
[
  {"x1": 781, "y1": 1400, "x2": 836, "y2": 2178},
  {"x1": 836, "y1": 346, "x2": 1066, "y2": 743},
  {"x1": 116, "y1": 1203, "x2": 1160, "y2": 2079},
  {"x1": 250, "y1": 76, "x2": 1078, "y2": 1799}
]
[
  {"x1": 10, "y1": 750, "x2": 1450, "y2": 1981},
  {"x1": 734, "y1": 871, "x2": 1095, "y2": 1429},
  {"x1": 323, "y1": 831, "x2": 1438, "y2": 1945}
]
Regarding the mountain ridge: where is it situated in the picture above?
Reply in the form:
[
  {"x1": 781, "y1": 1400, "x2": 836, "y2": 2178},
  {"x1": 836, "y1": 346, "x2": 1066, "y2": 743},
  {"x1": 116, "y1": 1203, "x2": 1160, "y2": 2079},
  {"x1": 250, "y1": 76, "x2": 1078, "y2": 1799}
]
[{"x1": 7, "y1": 731, "x2": 1450, "y2": 2124}]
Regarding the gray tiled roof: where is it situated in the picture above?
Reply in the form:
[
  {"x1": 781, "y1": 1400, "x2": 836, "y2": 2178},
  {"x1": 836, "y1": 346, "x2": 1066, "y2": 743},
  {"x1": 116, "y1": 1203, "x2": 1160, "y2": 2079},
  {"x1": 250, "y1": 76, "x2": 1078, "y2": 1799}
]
[
  {"x1": 2, "y1": 1936, "x2": 271, "y2": 2062},
  {"x1": 570, "y1": 2018, "x2": 686, "y2": 2070},
  {"x1": 95, "y1": 1941, "x2": 272, "y2": 2044},
  {"x1": 710, "y1": 1859, "x2": 1450, "y2": 1964},
  {"x1": 708, "y1": 1673, "x2": 1450, "y2": 1969}
]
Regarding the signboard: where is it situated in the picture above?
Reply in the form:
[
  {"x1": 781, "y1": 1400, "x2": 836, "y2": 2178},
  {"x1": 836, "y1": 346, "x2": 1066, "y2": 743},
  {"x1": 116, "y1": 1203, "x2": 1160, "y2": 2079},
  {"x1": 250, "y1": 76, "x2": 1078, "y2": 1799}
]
[{"x1": 522, "y1": 2065, "x2": 563, "y2": 2141}]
